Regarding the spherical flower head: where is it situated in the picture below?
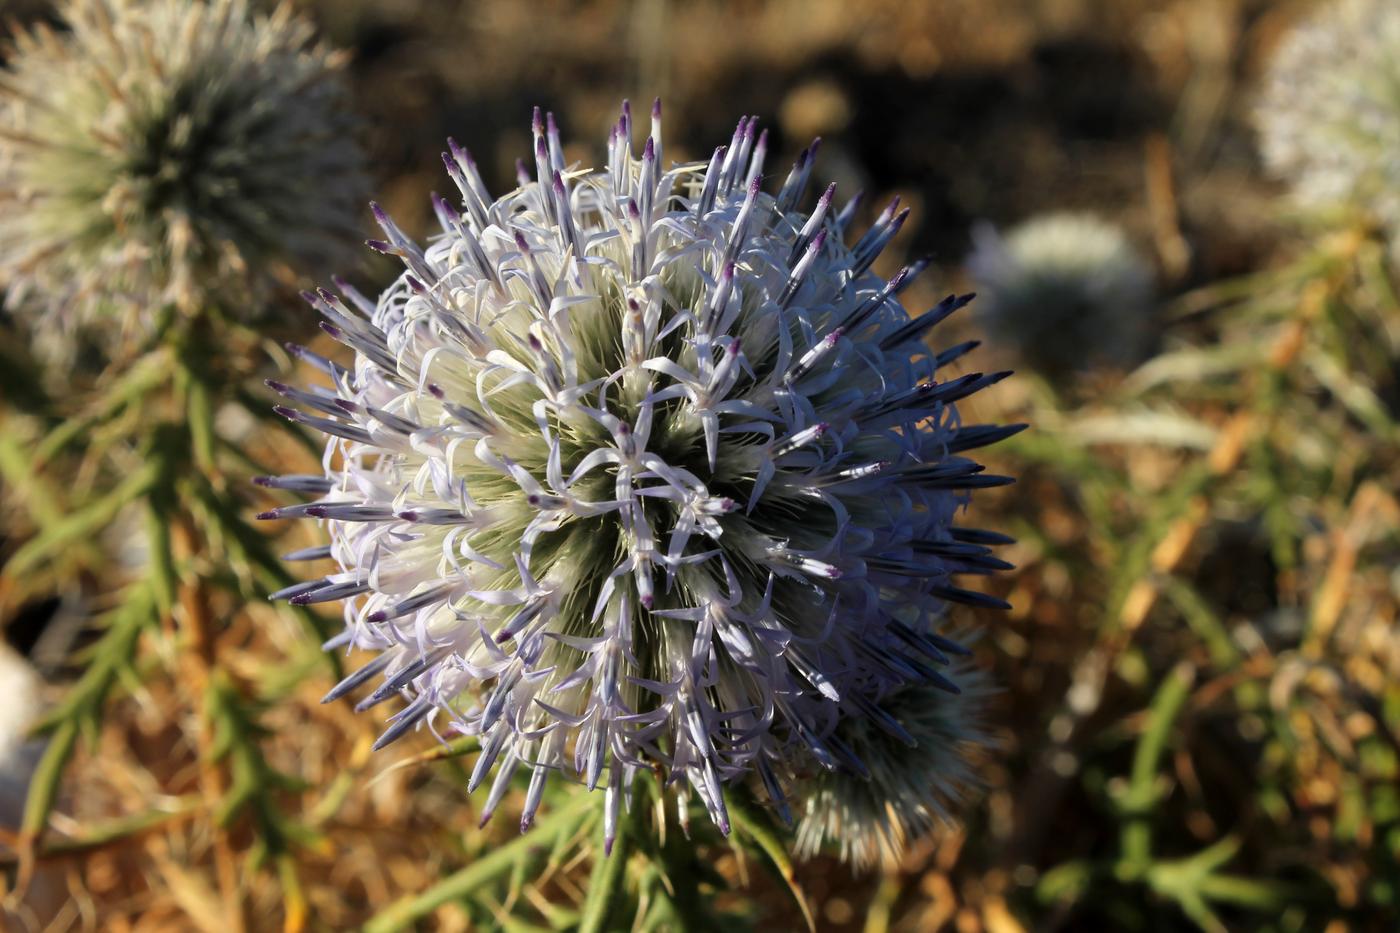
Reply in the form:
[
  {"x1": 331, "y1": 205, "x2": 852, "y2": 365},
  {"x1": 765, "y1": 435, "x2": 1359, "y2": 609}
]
[
  {"x1": 0, "y1": 0, "x2": 367, "y2": 345},
  {"x1": 795, "y1": 662, "x2": 990, "y2": 870},
  {"x1": 1255, "y1": 0, "x2": 1400, "y2": 241},
  {"x1": 262, "y1": 103, "x2": 1018, "y2": 842},
  {"x1": 966, "y1": 212, "x2": 1154, "y2": 379}
]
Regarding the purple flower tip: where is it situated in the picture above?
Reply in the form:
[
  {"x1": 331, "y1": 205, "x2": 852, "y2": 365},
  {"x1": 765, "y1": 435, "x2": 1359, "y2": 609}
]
[
  {"x1": 643, "y1": 137, "x2": 655, "y2": 160},
  {"x1": 305, "y1": 505, "x2": 328, "y2": 518},
  {"x1": 366, "y1": 610, "x2": 388, "y2": 624},
  {"x1": 255, "y1": 510, "x2": 279, "y2": 520},
  {"x1": 651, "y1": 97, "x2": 661, "y2": 118},
  {"x1": 397, "y1": 510, "x2": 420, "y2": 522},
  {"x1": 272, "y1": 405, "x2": 299, "y2": 420}
]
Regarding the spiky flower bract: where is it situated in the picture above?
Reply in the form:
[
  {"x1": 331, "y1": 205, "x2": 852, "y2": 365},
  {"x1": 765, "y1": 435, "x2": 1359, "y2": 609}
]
[
  {"x1": 1255, "y1": 0, "x2": 1400, "y2": 241},
  {"x1": 260, "y1": 102, "x2": 1018, "y2": 845},
  {"x1": 795, "y1": 662, "x2": 990, "y2": 869},
  {"x1": 0, "y1": 0, "x2": 366, "y2": 345},
  {"x1": 966, "y1": 212, "x2": 1154, "y2": 378}
]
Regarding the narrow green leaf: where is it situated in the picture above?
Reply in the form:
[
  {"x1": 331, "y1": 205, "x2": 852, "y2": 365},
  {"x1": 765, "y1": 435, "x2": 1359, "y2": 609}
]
[
  {"x1": 364, "y1": 792, "x2": 596, "y2": 933},
  {"x1": 4, "y1": 459, "x2": 162, "y2": 578},
  {"x1": 726, "y1": 790, "x2": 815, "y2": 933},
  {"x1": 578, "y1": 811, "x2": 630, "y2": 933},
  {"x1": 1121, "y1": 663, "x2": 1195, "y2": 866}
]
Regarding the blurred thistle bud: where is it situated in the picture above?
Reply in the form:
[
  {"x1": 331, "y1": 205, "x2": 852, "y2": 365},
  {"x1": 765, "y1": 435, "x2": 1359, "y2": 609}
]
[
  {"x1": 0, "y1": 0, "x2": 366, "y2": 347},
  {"x1": 1255, "y1": 0, "x2": 1400, "y2": 240},
  {"x1": 966, "y1": 213, "x2": 1154, "y2": 379},
  {"x1": 795, "y1": 664, "x2": 990, "y2": 869},
  {"x1": 260, "y1": 102, "x2": 1017, "y2": 844}
]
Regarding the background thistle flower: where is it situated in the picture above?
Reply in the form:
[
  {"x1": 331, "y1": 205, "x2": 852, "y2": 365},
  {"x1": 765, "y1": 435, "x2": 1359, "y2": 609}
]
[
  {"x1": 260, "y1": 101, "x2": 1016, "y2": 844},
  {"x1": 1255, "y1": 0, "x2": 1400, "y2": 242},
  {"x1": 794, "y1": 661, "x2": 990, "y2": 870},
  {"x1": 966, "y1": 212, "x2": 1154, "y2": 379},
  {"x1": 0, "y1": 0, "x2": 366, "y2": 347}
]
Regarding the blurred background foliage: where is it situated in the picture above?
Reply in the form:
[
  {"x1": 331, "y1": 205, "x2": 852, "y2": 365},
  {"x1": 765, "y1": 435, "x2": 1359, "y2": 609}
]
[{"x1": 0, "y1": 0, "x2": 1396, "y2": 930}]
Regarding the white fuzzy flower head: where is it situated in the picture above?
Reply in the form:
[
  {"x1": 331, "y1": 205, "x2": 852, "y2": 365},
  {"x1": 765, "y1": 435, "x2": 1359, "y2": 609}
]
[
  {"x1": 1255, "y1": 0, "x2": 1400, "y2": 240},
  {"x1": 795, "y1": 662, "x2": 990, "y2": 870},
  {"x1": 0, "y1": 0, "x2": 366, "y2": 343},
  {"x1": 261, "y1": 102, "x2": 1018, "y2": 844},
  {"x1": 966, "y1": 213, "x2": 1154, "y2": 378}
]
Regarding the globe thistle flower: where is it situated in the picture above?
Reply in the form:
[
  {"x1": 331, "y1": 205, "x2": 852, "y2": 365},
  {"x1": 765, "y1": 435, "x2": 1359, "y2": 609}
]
[
  {"x1": 795, "y1": 661, "x2": 990, "y2": 869},
  {"x1": 1255, "y1": 0, "x2": 1400, "y2": 240},
  {"x1": 260, "y1": 102, "x2": 1018, "y2": 843},
  {"x1": 0, "y1": 0, "x2": 366, "y2": 344},
  {"x1": 966, "y1": 213, "x2": 1154, "y2": 378}
]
